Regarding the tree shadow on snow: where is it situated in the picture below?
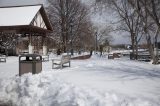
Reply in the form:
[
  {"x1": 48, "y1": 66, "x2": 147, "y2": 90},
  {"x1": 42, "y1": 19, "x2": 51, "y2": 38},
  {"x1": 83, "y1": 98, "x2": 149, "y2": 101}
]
[{"x1": 87, "y1": 63, "x2": 160, "y2": 80}]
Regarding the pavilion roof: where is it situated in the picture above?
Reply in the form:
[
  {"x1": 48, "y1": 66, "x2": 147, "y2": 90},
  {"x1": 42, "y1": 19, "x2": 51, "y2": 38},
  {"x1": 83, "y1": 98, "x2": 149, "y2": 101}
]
[{"x1": 0, "y1": 4, "x2": 53, "y2": 34}]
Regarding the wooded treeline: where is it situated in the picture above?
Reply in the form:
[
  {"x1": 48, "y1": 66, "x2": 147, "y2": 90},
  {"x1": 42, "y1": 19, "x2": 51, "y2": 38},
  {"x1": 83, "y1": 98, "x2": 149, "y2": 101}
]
[
  {"x1": 96, "y1": 0, "x2": 160, "y2": 64},
  {"x1": 0, "y1": 0, "x2": 159, "y2": 64}
]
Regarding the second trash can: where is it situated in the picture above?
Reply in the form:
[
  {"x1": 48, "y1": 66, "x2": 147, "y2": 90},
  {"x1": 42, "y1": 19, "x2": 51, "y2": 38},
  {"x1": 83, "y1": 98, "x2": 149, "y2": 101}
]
[{"x1": 19, "y1": 54, "x2": 42, "y2": 76}]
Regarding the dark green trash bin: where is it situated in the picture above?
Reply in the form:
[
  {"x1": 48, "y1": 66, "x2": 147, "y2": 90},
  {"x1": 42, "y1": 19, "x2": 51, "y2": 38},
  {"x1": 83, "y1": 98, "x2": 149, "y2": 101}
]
[
  {"x1": 130, "y1": 52, "x2": 135, "y2": 60},
  {"x1": 19, "y1": 54, "x2": 42, "y2": 76}
]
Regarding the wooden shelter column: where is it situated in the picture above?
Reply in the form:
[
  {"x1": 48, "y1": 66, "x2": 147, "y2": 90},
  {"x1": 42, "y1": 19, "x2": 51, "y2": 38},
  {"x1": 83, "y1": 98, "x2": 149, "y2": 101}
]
[
  {"x1": 28, "y1": 34, "x2": 33, "y2": 54},
  {"x1": 42, "y1": 35, "x2": 47, "y2": 55}
]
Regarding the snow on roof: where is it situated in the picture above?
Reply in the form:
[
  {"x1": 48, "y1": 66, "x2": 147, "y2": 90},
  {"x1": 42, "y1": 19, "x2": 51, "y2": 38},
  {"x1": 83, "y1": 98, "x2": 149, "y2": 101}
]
[{"x1": 0, "y1": 5, "x2": 41, "y2": 26}]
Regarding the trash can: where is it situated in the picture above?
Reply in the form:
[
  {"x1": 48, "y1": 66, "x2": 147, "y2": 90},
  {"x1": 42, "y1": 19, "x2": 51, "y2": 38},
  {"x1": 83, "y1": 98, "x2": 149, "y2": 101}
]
[
  {"x1": 130, "y1": 52, "x2": 134, "y2": 60},
  {"x1": 19, "y1": 54, "x2": 42, "y2": 76}
]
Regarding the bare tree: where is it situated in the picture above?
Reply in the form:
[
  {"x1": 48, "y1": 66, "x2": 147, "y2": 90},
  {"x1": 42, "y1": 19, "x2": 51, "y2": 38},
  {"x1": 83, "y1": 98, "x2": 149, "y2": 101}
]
[
  {"x1": 129, "y1": 0, "x2": 160, "y2": 64},
  {"x1": 109, "y1": 0, "x2": 143, "y2": 59},
  {"x1": 94, "y1": 0, "x2": 160, "y2": 63},
  {"x1": 0, "y1": 32, "x2": 18, "y2": 56},
  {"x1": 47, "y1": 0, "x2": 93, "y2": 53},
  {"x1": 138, "y1": 0, "x2": 160, "y2": 64}
]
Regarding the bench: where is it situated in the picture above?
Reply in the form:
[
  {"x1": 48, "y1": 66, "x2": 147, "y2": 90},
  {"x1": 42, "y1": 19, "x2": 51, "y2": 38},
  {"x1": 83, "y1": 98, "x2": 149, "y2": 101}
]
[
  {"x1": 0, "y1": 55, "x2": 6, "y2": 62},
  {"x1": 52, "y1": 55, "x2": 71, "y2": 69},
  {"x1": 113, "y1": 53, "x2": 121, "y2": 58},
  {"x1": 137, "y1": 54, "x2": 151, "y2": 62},
  {"x1": 42, "y1": 55, "x2": 49, "y2": 62},
  {"x1": 108, "y1": 54, "x2": 114, "y2": 59}
]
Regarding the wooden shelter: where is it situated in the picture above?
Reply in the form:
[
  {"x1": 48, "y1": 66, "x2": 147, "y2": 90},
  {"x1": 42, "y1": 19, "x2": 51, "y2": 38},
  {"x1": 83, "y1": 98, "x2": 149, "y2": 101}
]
[{"x1": 0, "y1": 4, "x2": 53, "y2": 55}]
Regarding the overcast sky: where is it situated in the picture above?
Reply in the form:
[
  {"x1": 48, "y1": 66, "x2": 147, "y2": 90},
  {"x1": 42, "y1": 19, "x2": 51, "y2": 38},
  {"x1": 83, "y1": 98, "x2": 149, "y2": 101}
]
[{"x1": 0, "y1": 0, "x2": 45, "y2": 7}]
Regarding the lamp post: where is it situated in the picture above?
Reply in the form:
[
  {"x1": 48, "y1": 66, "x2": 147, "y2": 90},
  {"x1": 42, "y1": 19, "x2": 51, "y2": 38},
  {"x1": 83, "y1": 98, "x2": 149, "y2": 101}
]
[
  {"x1": 95, "y1": 32, "x2": 97, "y2": 53},
  {"x1": 70, "y1": 20, "x2": 73, "y2": 55}
]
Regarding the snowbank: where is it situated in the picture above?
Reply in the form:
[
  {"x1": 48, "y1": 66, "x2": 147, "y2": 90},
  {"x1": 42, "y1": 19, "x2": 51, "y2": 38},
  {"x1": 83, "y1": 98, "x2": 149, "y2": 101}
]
[{"x1": 0, "y1": 72, "x2": 159, "y2": 106}]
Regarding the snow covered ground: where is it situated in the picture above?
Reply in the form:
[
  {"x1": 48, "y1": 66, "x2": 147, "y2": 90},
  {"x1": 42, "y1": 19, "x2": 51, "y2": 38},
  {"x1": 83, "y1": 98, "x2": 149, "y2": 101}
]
[{"x1": 0, "y1": 54, "x2": 160, "y2": 106}]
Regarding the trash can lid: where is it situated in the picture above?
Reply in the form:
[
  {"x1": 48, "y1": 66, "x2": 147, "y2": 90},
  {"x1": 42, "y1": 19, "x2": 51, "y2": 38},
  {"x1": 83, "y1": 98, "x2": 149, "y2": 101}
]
[
  {"x1": 20, "y1": 54, "x2": 41, "y2": 57},
  {"x1": 19, "y1": 54, "x2": 42, "y2": 61}
]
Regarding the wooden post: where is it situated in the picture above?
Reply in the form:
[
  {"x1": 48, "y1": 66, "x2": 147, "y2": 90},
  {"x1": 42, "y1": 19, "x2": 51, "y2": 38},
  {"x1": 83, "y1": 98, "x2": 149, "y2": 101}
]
[
  {"x1": 28, "y1": 34, "x2": 33, "y2": 54},
  {"x1": 42, "y1": 35, "x2": 47, "y2": 55}
]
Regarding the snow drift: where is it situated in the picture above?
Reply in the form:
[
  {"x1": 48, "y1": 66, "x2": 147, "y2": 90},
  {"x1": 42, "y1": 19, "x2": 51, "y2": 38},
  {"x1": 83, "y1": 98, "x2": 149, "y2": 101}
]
[{"x1": 0, "y1": 71, "x2": 159, "y2": 106}]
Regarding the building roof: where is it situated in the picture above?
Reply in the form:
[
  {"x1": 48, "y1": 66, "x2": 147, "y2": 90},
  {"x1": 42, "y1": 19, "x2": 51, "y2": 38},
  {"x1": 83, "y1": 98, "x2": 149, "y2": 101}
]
[
  {"x1": 0, "y1": 5, "x2": 41, "y2": 26},
  {"x1": 0, "y1": 4, "x2": 53, "y2": 34}
]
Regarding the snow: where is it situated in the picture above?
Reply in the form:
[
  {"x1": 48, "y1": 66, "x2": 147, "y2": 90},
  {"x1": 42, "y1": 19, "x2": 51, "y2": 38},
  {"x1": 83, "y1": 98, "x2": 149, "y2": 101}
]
[
  {"x1": 0, "y1": 5, "x2": 41, "y2": 26},
  {"x1": 0, "y1": 54, "x2": 160, "y2": 106}
]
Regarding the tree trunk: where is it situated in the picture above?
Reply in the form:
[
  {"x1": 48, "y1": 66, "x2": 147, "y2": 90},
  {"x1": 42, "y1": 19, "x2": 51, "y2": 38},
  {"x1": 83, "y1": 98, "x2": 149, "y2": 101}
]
[
  {"x1": 153, "y1": 47, "x2": 159, "y2": 64},
  {"x1": 152, "y1": 36, "x2": 159, "y2": 64},
  {"x1": 5, "y1": 46, "x2": 8, "y2": 57},
  {"x1": 146, "y1": 34, "x2": 154, "y2": 61},
  {"x1": 135, "y1": 35, "x2": 138, "y2": 60},
  {"x1": 131, "y1": 33, "x2": 135, "y2": 59},
  {"x1": 152, "y1": 28, "x2": 159, "y2": 64}
]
